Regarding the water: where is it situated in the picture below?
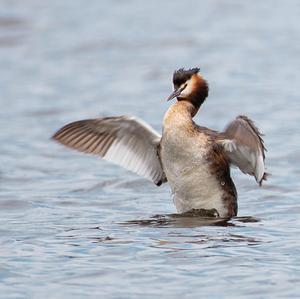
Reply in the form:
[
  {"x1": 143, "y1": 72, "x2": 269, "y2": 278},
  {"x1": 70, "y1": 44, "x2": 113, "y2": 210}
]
[{"x1": 0, "y1": 0, "x2": 300, "y2": 298}]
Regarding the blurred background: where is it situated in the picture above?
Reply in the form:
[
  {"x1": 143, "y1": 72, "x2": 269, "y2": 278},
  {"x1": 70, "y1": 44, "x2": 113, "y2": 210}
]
[{"x1": 0, "y1": 1, "x2": 299, "y2": 298}]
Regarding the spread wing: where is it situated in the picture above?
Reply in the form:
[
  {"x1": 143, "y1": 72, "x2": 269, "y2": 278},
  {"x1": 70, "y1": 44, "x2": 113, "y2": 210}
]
[
  {"x1": 218, "y1": 115, "x2": 268, "y2": 185},
  {"x1": 52, "y1": 116, "x2": 166, "y2": 186}
]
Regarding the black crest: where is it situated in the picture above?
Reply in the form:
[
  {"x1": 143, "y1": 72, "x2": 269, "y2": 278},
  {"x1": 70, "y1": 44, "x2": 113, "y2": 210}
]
[{"x1": 172, "y1": 67, "x2": 200, "y2": 87}]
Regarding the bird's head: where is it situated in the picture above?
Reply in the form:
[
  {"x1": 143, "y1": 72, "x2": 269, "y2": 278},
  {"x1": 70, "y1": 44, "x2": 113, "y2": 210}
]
[{"x1": 166, "y1": 68, "x2": 209, "y2": 109}]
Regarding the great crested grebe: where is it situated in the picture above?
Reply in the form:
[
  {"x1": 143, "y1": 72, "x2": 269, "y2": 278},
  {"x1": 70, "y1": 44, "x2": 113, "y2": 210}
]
[{"x1": 52, "y1": 68, "x2": 268, "y2": 218}]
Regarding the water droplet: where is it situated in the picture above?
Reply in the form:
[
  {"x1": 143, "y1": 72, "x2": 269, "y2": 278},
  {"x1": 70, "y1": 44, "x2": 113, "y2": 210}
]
[{"x1": 221, "y1": 181, "x2": 225, "y2": 186}]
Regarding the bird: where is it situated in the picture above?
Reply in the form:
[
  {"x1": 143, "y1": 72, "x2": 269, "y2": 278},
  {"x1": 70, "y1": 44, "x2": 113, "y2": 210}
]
[{"x1": 52, "y1": 67, "x2": 268, "y2": 218}]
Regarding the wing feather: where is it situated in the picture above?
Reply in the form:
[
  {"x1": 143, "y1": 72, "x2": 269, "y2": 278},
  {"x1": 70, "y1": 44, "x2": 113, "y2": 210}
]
[
  {"x1": 219, "y1": 115, "x2": 268, "y2": 185},
  {"x1": 52, "y1": 116, "x2": 166, "y2": 186}
]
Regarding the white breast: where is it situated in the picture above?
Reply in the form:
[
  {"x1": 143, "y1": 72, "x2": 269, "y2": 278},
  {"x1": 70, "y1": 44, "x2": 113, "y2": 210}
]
[{"x1": 161, "y1": 108, "x2": 227, "y2": 217}]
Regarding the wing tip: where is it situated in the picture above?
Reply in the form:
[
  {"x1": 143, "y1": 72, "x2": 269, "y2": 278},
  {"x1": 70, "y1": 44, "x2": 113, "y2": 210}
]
[
  {"x1": 155, "y1": 180, "x2": 163, "y2": 186},
  {"x1": 51, "y1": 131, "x2": 60, "y2": 141},
  {"x1": 51, "y1": 130, "x2": 62, "y2": 144},
  {"x1": 51, "y1": 128, "x2": 72, "y2": 147},
  {"x1": 258, "y1": 172, "x2": 271, "y2": 187}
]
